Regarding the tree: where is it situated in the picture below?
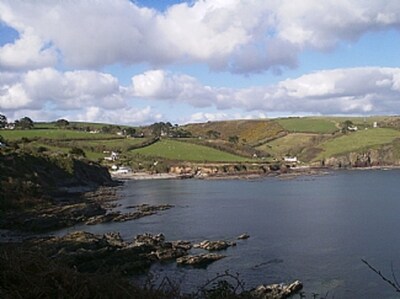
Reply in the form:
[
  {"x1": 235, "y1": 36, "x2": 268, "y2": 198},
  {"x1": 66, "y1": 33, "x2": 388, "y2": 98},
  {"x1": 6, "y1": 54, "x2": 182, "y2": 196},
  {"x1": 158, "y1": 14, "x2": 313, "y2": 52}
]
[
  {"x1": 69, "y1": 147, "x2": 86, "y2": 157},
  {"x1": 0, "y1": 114, "x2": 7, "y2": 129},
  {"x1": 55, "y1": 119, "x2": 69, "y2": 128},
  {"x1": 125, "y1": 127, "x2": 136, "y2": 136},
  {"x1": 341, "y1": 120, "x2": 354, "y2": 133},
  {"x1": 15, "y1": 117, "x2": 34, "y2": 130},
  {"x1": 206, "y1": 130, "x2": 221, "y2": 139},
  {"x1": 228, "y1": 135, "x2": 239, "y2": 144}
]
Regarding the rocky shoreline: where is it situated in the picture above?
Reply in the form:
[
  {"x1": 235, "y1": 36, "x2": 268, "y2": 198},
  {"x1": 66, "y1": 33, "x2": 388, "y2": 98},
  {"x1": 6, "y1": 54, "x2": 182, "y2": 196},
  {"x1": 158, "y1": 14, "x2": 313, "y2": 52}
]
[
  {"x1": 4, "y1": 230, "x2": 302, "y2": 298},
  {"x1": 111, "y1": 164, "x2": 400, "y2": 182},
  {"x1": 0, "y1": 175, "x2": 307, "y2": 298}
]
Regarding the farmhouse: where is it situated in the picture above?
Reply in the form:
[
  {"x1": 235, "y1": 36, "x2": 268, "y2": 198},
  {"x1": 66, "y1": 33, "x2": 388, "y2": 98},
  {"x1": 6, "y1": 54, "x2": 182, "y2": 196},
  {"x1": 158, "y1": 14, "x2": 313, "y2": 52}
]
[
  {"x1": 104, "y1": 151, "x2": 119, "y2": 161},
  {"x1": 284, "y1": 156, "x2": 298, "y2": 163}
]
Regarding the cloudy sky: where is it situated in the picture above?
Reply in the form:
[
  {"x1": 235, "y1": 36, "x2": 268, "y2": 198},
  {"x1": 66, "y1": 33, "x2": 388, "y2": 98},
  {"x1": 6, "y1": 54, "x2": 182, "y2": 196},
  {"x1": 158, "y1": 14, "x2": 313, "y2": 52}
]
[{"x1": 1, "y1": 0, "x2": 400, "y2": 125}]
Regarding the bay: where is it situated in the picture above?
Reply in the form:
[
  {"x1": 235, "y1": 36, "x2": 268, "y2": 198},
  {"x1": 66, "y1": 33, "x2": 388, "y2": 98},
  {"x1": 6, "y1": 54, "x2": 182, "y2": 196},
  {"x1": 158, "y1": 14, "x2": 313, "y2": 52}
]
[{"x1": 61, "y1": 169, "x2": 400, "y2": 298}]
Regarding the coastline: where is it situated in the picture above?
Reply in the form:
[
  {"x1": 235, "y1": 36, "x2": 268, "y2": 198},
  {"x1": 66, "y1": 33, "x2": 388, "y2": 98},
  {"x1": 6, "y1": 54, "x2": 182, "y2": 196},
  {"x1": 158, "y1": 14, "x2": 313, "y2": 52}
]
[{"x1": 110, "y1": 165, "x2": 400, "y2": 181}]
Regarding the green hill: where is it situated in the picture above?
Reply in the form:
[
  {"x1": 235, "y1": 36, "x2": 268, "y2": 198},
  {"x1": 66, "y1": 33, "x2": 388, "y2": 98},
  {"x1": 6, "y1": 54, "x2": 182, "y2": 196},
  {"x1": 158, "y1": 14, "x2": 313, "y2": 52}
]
[
  {"x1": 131, "y1": 139, "x2": 249, "y2": 162},
  {"x1": 2, "y1": 116, "x2": 400, "y2": 168},
  {"x1": 184, "y1": 119, "x2": 285, "y2": 145}
]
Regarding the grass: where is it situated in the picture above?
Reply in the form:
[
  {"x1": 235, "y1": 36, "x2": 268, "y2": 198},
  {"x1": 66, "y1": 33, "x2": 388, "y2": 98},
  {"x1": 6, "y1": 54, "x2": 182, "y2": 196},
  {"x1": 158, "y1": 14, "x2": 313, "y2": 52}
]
[
  {"x1": 256, "y1": 133, "x2": 321, "y2": 157},
  {"x1": 184, "y1": 120, "x2": 285, "y2": 145},
  {"x1": 1, "y1": 129, "x2": 119, "y2": 141},
  {"x1": 315, "y1": 128, "x2": 400, "y2": 160},
  {"x1": 276, "y1": 117, "x2": 338, "y2": 134},
  {"x1": 131, "y1": 139, "x2": 250, "y2": 162}
]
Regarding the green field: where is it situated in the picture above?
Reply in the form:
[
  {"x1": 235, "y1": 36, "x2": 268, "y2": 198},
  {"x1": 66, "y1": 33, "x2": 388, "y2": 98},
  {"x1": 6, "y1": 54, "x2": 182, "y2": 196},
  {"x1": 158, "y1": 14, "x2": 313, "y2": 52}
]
[
  {"x1": 276, "y1": 117, "x2": 338, "y2": 134},
  {"x1": 131, "y1": 139, "x2": 249, "y2": 162},
  {"x1": 184, "y1": 120, "x2": 285, "y2": 145},
  {"x1": 315, "y1": 128, "x2": 400, "y2": 160},
  {"x1": 0, "y1": 129, "x2": 119, "y2": 141},
  {"x1": 257, "y1": 133, "x2": 321, "y2": 156}
]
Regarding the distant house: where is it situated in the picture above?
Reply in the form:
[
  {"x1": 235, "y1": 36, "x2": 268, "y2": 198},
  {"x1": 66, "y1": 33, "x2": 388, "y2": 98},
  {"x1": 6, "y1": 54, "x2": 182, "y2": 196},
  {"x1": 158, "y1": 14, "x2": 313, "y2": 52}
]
[
  {"x1": 347, "y1": 126, "x2": 358, "y2": 132},
  {"x1": 284, "y1": 156, "x2": 298, "y2": 163},
  {"x1": 5, "y1": 123, "x2": 15, "y2": 130},
  {"x1": 112, "y1": 166, "x2": 132, "y2": 174},
  {"x1": 104, "y1": 151, "x2": 119, "y2": 161}
]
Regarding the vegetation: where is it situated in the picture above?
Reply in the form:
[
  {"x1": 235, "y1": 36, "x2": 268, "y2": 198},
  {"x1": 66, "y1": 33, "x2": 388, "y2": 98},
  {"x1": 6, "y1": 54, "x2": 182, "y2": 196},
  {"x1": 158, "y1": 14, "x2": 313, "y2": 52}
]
[
  {"x1": 131, "y1": 139, "x2": 249, "y2": 162},
  {"x1": 184, "y1": 120, "x2": 285, "y2": 145},
  {"x1": 276, "y1": 117, "x2": 338, "y2": 134},
  {"x1": 0, "y1": 129, "x2": 119, "y2": 141},
  {"x1": 15, "y1": 116, "x2": 34, "y2": 130},
  {"x1": 0, "y1": 114, "x2": 7, "y2": 128},
  {"x1": 1, "y1": 116, "x2": 400, "y2": 167},
  {"x1": 315, "y1": 128, "x2": 400, "y2": 160}
]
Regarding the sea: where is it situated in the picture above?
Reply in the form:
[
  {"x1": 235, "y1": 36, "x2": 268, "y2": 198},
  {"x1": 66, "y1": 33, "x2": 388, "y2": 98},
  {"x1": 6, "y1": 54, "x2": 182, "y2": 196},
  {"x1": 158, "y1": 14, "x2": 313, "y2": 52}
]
[{"x1": 59, "y1": 169, "x2": 400, "y2": 298}]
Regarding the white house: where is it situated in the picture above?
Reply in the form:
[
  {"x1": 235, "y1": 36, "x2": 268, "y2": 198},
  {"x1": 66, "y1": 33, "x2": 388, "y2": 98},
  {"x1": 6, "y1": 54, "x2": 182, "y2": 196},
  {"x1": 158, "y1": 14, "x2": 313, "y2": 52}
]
[
  {"x1": 104, "y1": 151, "x2": 119, "y2": 161},
  {"x1": 284, "y1": 156, "x2": 298, "y2": 163},
  {"x1": 347, "y1": 126, "x2": 358, "y2": 131},
  {"x1": 112, "y1": 166, "x2": 132, "y2": 174}
]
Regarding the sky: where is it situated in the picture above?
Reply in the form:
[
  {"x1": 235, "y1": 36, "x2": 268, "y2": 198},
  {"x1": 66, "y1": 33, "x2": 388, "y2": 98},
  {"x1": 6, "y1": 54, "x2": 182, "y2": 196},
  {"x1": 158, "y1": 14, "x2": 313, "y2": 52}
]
[{"x1": 1, "y1": 0, "x2": 400, "y2": 125}]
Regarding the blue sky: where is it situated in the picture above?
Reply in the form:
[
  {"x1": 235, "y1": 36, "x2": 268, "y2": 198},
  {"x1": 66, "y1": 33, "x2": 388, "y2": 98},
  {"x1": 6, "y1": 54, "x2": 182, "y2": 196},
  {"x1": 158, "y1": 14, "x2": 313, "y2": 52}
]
[{"x1": 1, "y1": 0, "x2": 400, "y2": 125}]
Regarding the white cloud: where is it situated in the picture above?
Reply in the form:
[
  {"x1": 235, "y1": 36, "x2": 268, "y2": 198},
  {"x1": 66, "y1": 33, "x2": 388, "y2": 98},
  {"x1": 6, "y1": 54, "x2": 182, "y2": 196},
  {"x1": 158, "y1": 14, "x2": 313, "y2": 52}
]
[
  {"x1": 1, "y1": 0, "x2": 400, "y2": 73},
  {"x1": 0, "y1": 68, "x2": 125, "y2": 111},
  {"x1": 130, "y1": 67, "x2": 400, "y2": 115},
  {"x1": 2, "y1": 66, "x2": 400, "y2": 125},
  {"x1": 0, "y1": 30, "x2": 57, "y2": 71},
  {"x1": 131, "y1": 70, "x2": 217, "y2": 107},
  {"x1": 72, "y1": 106, "x2": 163, "y2": 126},
  {"x1": 183, "y1": 111, "x2": 268, "y2": 124}
]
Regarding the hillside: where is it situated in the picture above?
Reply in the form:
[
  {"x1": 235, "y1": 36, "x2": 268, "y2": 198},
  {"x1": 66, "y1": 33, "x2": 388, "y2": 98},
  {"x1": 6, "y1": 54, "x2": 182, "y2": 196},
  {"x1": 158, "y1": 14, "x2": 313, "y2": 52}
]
[
  {"x1": 183, "y1": 119, "x2": 285, "y2": 146},
  {"x1": 1, "y1": 116, "x2": 400, "y2": 171}
]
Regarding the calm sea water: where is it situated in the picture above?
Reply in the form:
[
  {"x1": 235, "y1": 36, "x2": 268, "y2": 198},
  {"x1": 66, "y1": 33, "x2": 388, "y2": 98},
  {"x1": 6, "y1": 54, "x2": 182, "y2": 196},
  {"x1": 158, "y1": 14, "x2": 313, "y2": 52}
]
[{"x1": 61, "y1": 170, "x2": 400, "y2": 298}]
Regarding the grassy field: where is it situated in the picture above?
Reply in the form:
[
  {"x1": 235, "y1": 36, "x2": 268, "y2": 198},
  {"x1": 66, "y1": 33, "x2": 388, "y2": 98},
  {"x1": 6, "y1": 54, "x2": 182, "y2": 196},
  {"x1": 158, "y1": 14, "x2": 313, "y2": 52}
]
[
  {"x1": 131, "y1": 139, "x2": 249, "y2": 162},
  {"x1": 184, "y1": 120, "x2": 285, "y2": 145},
  {"x1": 257, "y1": 133, "x2": 322, "y2": 157},
  {"x1": 276, "y1": 117, "x2": 338, "y2": 134},
  {"x1": 0, "y1": 129, "x2": 119, "y2": 141},
  {"x1": 315, "y1": 128, "x2": 400, "y2": 160}
]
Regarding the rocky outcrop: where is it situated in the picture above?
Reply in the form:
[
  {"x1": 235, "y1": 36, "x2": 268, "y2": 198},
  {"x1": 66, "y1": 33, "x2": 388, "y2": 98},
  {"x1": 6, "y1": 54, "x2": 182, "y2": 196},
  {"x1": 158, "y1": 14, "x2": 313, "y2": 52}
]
[
  {"x1": 86, "y1": 204, "x2": 174, "y2": 225},
  {"x1": 251, "y1": 280, "x2": 303, "y2": 299},
  {"x1": 176, "y1": 253, "x2": 225, "y2": 266},
  {"x1": 193, "y1": 240, "x2": 235, "y2": 251},
  {"x1": 323, "y1": 146, "x2": 400, "y2": 168},
  {"x1": 33, "y1": 231, "x2": 193, "y2": 274}
]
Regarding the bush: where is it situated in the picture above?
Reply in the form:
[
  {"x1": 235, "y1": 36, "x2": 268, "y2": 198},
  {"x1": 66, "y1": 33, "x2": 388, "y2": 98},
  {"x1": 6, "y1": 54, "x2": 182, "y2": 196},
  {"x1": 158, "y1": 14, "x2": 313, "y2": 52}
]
[{"x1": 69, "y1": 147, "x2": 86, "y2": 157}]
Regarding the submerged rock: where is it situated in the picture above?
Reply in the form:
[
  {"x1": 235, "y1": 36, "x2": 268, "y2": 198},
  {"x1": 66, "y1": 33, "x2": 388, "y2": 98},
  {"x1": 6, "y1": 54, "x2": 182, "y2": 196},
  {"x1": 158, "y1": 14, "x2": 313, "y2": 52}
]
[
  {"x1": 176, "y1": 253, "x2": 226, "y2": 266},
  {"x1": 237, "y1": 233, "x2": 250, "y2": 240},
  {"x1": 251, "y1": 280, "x2": 303, "y2": 299}
]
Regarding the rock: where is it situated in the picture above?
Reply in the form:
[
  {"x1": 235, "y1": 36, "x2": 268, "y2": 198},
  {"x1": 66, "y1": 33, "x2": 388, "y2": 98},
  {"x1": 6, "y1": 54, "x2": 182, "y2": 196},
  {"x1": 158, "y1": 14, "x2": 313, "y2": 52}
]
[
  {"x1": 153, "y1": 247, "x2": 188, "y2": 261},
  {"x1": 103, "y1": 232, "x2": 126, "y2": 248},
  {"x1": 193, "y1": 240, "x2": 234, "y2": 251},
  {"x1": 32, "y1": 231, "x2": 191, "y2": 275},
  {"x1": 176, "y1": 253, "x2": 225, "y2": 266},
  {"x1": 171, "y1": 240, "x2": 192, "y2": 251},
  {"x1": 251, "y1": 280, "x2": 303, "y2": 299},
  {"x1": 237, "y1": 233, "x2": 250, "y2": 240},
  {"x1": 85, "y1": 204, "x2": 174, "y2": 225},
  {"x1": 134, "y1": 233, "x2": 165, "y2": 247}
]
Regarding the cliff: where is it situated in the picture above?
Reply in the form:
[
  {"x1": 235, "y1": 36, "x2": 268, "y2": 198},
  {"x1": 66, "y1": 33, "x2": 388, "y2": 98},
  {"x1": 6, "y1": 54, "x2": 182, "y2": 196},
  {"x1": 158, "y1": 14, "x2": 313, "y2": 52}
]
[{"x1": 0, "y1": 151, "x2": 114, "y2": 211}]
